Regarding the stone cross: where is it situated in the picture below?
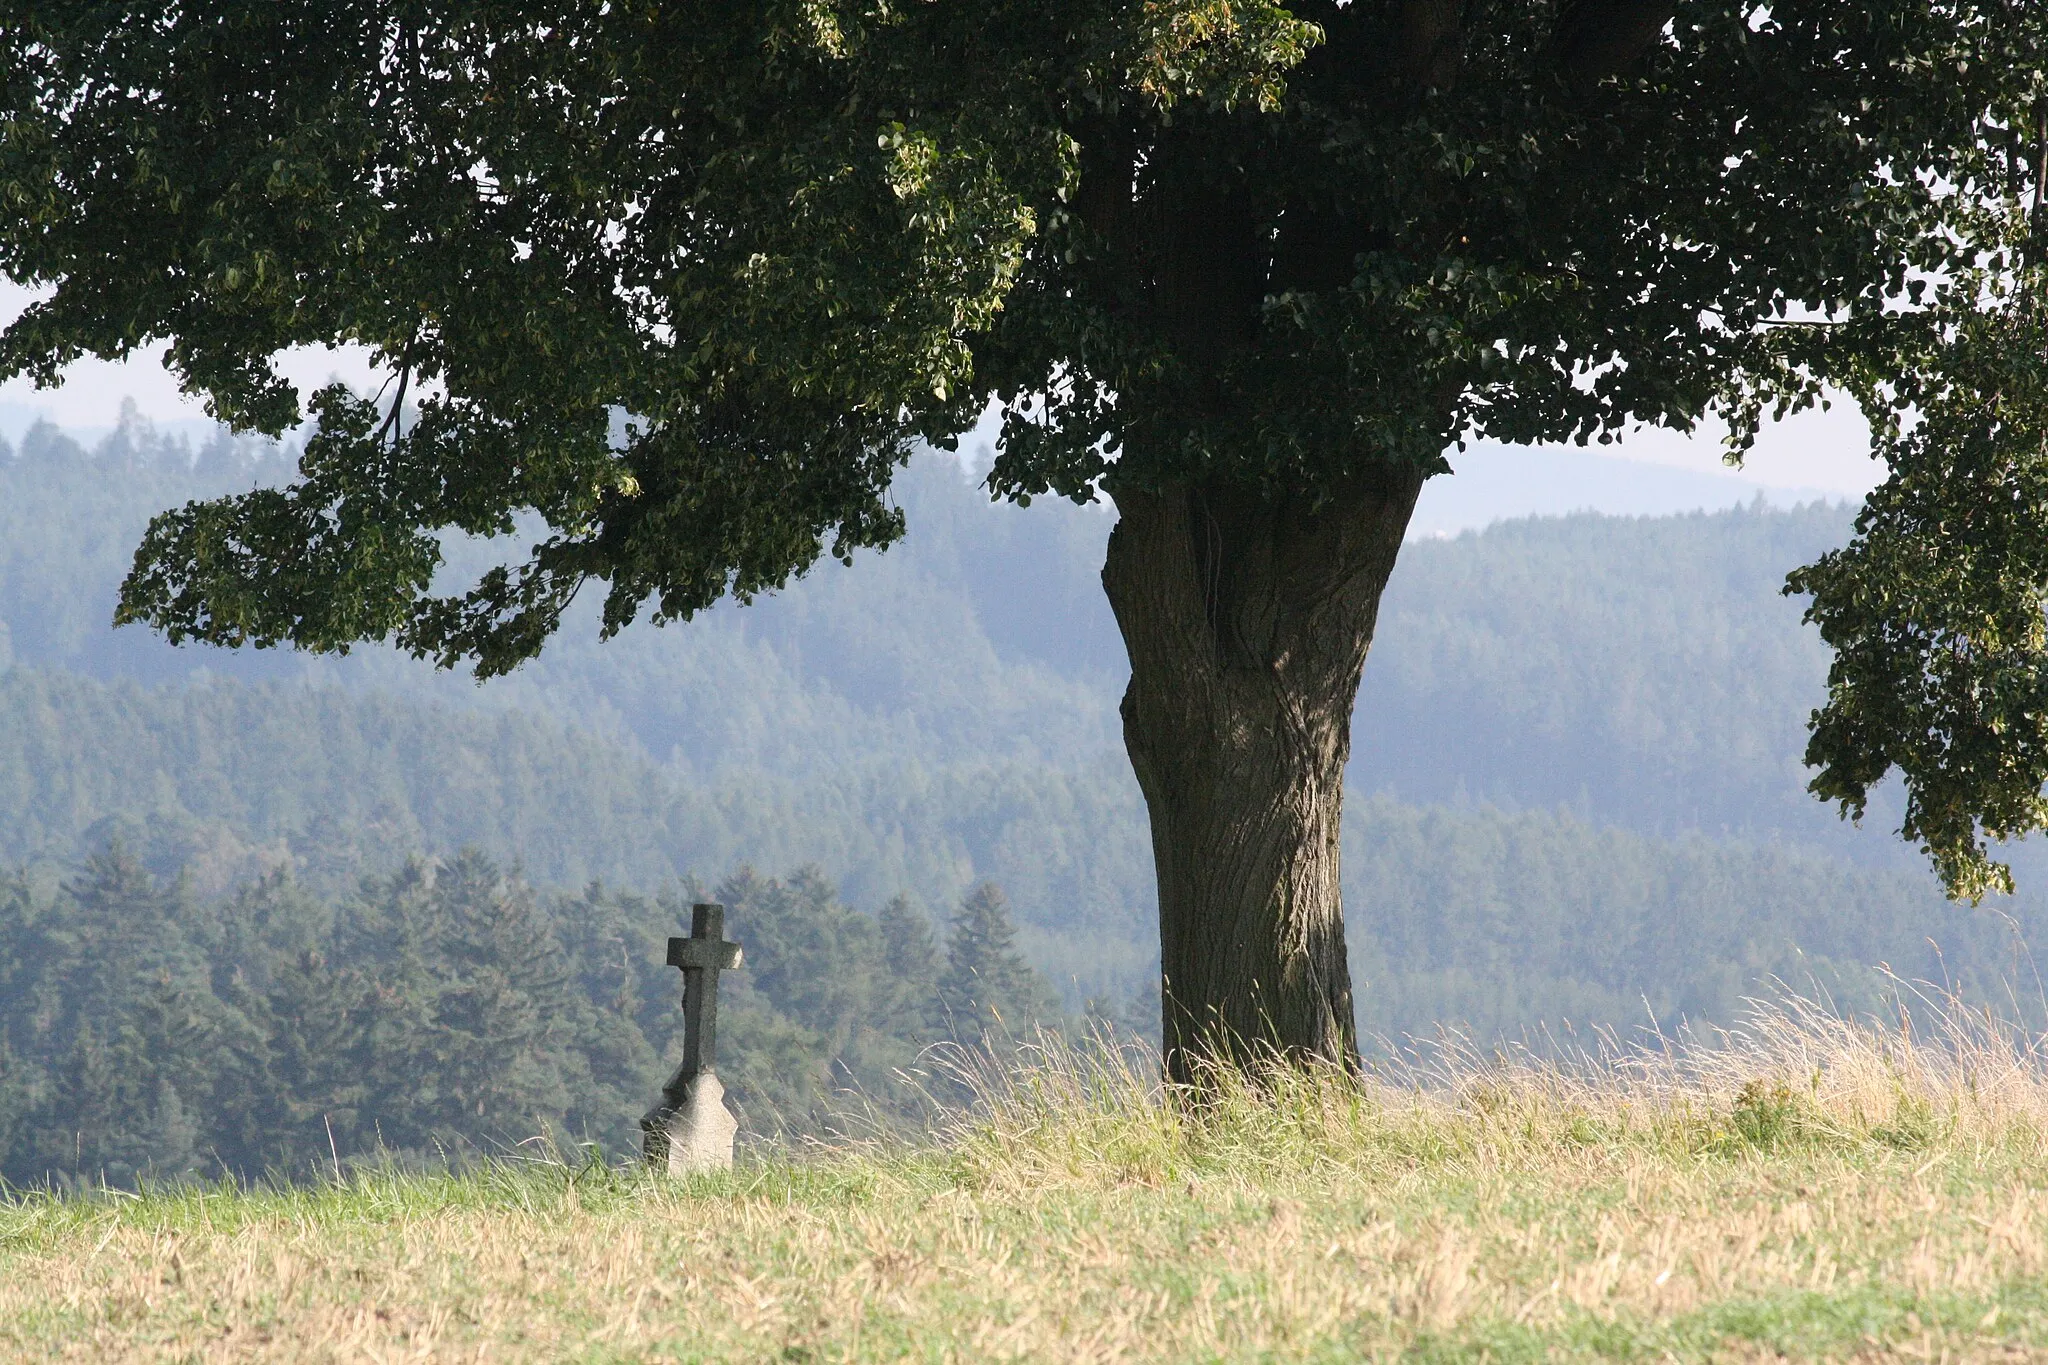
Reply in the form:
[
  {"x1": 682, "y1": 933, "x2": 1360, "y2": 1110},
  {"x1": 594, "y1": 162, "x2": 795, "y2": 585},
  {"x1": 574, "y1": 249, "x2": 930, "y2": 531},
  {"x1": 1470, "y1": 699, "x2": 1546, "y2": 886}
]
[{"x1": 641, "y1": 902, "x2": 744, "y2": 1173}]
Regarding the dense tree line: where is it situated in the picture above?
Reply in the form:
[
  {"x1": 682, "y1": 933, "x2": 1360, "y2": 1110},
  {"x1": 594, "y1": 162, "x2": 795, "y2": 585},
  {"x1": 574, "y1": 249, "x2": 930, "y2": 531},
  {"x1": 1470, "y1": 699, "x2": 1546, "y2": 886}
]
[
  {"x1": 0, "y1": 848, "x2": 1061, "y2": 1188},
  {"x1": 1342, "y1": 799, "x2": 2040, "y2": 1043},
  {"x1": 1357, "y1": 502, "x2": 1881, "y2": 851},
  {"x1": 0, "y1": 666, "x2": 1155, "y2": 996}
]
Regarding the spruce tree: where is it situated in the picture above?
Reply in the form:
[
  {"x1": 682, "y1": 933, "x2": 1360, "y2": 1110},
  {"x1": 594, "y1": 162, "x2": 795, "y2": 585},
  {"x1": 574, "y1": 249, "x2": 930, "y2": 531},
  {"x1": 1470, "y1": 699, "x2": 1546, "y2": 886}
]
[
  {"x1": 125, "y1": 980, "x2": 222, "y2": 1178},
  {"x1": 876, "y1": 895, "x2": 944, "y2": 1043},
  {"x1": 938, "y1": 884, "x2": 1054, "y2": 1045},
  {"x1": 254, "y1": 948, "x2": 376, "y2": 1173},
  {"x1": 39, "y1": 1020, "x2": 148, "y2": 1185},
  {"x1": 541, "y1": 884, "x2": 667, "y2": 1154},
  {"x1": 0, "y1": 1027, "x2": 28, "y2": 1175},
  {"x1": 415, "y1": 853, "x2": 576, "y2": 1146}
]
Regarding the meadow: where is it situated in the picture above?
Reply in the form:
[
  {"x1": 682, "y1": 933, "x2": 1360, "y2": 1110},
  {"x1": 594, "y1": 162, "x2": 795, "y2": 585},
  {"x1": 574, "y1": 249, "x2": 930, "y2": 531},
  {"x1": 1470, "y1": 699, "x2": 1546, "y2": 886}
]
[{"x1": 5, "y1": 995, "x2": 2047, "y2": 1362}]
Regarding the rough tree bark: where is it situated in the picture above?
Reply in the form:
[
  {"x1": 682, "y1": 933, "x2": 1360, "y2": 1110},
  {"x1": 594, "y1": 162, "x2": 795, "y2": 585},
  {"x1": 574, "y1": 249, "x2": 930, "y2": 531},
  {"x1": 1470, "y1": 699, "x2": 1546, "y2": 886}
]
[{"x1": 1102, "y1": 465, "x2": 1426, "y2": 1083}]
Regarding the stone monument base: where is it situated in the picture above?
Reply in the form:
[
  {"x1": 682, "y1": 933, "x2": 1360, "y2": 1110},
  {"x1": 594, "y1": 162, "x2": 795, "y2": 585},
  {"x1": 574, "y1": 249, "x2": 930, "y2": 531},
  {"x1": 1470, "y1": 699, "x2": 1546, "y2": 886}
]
[{"x1": 642, "y1": 1071, "x2": 738, "y2": 1175}]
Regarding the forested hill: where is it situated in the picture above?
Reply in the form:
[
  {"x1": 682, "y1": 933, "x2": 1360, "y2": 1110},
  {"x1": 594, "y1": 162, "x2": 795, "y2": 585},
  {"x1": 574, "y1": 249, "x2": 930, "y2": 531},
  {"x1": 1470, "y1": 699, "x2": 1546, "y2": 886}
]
[
  {"x1": 0, "y1": 667, "x2": 1153, "y2": 991},
  {"x1": 0, "y1": 410, "x2": 1887, "y2": 854},
  {"x1": 0, "y1": 412, "x2": 1124, "y2": 775},
  {"x1": 1363, "y1": 507, "x2": 1861, "y2": 847},
  {"x1": 0, "y1": 411, "x2": 2036, "y2": 1041}
]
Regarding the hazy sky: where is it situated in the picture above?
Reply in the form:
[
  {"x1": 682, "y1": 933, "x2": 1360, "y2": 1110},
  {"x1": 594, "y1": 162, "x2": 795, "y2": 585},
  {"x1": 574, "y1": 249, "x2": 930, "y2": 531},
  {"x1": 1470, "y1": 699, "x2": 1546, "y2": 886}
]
[{"x1": 1, "y1": 280, "x2": 1884, "y2": 534}]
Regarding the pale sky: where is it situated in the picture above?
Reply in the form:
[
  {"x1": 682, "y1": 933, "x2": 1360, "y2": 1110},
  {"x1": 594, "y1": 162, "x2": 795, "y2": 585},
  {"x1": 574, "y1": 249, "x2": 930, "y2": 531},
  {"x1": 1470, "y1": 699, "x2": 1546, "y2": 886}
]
[
  {"x1": 1, "y1": 280, "x2": 1885, "y2": 533},
  {"x1": 0, "y1": 282, "x2": 382, "y2": 438}
]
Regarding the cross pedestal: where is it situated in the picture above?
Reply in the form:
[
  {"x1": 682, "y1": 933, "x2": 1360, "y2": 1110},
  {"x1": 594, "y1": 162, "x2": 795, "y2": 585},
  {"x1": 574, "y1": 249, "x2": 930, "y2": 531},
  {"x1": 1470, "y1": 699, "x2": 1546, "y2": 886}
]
[{"x1": 642, "y1": 903, "x2": 745, "y2": 1174}]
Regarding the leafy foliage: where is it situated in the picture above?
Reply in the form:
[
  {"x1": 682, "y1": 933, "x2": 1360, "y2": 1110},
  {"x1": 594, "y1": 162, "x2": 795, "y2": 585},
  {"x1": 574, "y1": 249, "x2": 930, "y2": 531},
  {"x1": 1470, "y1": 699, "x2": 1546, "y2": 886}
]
[
  {"x1": 1792, "y1": 312, "x2": 2048, "y2": 900},
  {"x1": 1, "y1": 0, "x2": 1204, "y2": 670}
]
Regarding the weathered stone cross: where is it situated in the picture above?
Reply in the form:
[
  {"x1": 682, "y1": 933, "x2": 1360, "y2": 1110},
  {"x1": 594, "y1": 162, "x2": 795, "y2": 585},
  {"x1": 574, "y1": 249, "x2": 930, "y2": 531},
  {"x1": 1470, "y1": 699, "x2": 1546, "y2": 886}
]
[{"x1": 641, "y1": 902, "x2": 744, "y2": 1173}]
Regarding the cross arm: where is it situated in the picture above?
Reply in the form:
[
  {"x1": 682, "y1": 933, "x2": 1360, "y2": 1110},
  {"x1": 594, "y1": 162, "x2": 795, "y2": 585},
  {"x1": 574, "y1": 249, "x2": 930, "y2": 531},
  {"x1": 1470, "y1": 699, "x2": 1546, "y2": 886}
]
[{"x1": 668, "y1": 937, "x2": 744, "y2": 971}]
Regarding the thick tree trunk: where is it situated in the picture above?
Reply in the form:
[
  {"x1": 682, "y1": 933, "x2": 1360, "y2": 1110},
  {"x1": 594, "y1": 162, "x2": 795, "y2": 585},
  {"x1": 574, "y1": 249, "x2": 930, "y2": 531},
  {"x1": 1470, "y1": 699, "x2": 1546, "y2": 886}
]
[{"x1": 1102, "y1": 466, "x2": 1425, "y2": 1084}]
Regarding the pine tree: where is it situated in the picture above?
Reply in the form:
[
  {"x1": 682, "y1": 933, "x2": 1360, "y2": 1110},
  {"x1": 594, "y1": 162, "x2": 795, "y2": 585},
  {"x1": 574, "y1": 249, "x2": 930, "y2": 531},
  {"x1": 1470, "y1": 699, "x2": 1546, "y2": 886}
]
[
  {"x1": 938, "y1": 884, "x2": 1054, "y2": 1045},
  {"x1": 0, "y1": 1027, "x2": 34, "y2": 1181},
  {"x1": 39, "y1": 1019, "x2": 153, "y2": 1186},
  {"x1": 876, "y1": 894, "x2": 943, "y2": 1043},
  {"x1": 416, "y1": 853, "x2": 576, "y2": 1147},
  {"x1": 144, "y1": 1078, "x2": 199, "y2": 1178},
  {"x1": 542, "y1": 883, "x2": 666, "y2": 1155},
  {"x1": 708, "y1": 867, "x2": 880, "y2": 1130},
  {"x1": 253, "y1": 948, "x2": 376, "y2": 1173},
  {"x1": 327, "y1": 862, "x2": 444, "y2": 1159},
  {"x1": 125, "y1": 979, "x2": 222, "y2": 1178}
]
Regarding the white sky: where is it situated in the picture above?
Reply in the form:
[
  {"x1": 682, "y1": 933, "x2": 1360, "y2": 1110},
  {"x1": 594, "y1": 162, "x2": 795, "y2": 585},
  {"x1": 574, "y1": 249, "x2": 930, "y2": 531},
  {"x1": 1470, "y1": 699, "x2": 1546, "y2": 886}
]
[
  {"x1": 0, "y1": 282, "x2": 382, "y2": 435},
  {"x1": 1, "y1": 280, "x2": 1886, "y2": 531}
]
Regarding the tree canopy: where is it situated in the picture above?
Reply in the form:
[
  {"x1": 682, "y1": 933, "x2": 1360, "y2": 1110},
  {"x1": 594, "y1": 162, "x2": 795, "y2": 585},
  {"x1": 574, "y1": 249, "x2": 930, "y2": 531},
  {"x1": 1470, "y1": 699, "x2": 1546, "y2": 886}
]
[{"x1": 4, "y1": 3, "x2": 2048, "y2": 900}]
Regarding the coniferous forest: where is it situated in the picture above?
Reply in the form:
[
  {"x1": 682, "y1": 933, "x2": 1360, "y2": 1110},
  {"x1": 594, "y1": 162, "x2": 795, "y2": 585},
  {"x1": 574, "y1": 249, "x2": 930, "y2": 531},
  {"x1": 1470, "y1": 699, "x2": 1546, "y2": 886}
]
[
  {"x1": 1, "y1": 408, "x2": 2044, "y2": 1183},
  {"x1": 0, "y1": 845, "x2": 1056, "y2": 1188}
]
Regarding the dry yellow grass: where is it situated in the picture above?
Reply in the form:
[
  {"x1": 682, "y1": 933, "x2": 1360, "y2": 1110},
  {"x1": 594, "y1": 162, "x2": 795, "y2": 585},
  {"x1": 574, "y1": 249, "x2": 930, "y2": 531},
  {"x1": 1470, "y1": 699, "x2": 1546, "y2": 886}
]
[{"x1": 8, "y1": 993, "x2": 2048, "y2": 1361}]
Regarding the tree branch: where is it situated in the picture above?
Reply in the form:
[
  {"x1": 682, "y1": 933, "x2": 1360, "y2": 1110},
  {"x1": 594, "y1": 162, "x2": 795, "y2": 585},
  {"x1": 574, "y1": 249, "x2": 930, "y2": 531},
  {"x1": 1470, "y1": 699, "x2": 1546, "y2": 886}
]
[
  {"x1": 1388, "y1": 0, "x2": 1466, "y2": 97},
  {"x1": 1552, "y1": 0, "x2": 1676, "y2": 91},
  {"x1": 1072, "y1": 119, "x2": 1135, "y2": 250},
  {"x1": 2034, "y1": 98, "x2": 2046, "y2": 224}
]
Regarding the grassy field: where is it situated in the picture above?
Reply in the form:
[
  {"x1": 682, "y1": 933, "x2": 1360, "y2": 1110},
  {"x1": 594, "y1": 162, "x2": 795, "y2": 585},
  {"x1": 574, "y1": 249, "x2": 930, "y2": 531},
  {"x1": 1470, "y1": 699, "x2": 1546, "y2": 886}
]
[{"x1": 7, "y1": 998, "x2": 2048, "y2": 1362}]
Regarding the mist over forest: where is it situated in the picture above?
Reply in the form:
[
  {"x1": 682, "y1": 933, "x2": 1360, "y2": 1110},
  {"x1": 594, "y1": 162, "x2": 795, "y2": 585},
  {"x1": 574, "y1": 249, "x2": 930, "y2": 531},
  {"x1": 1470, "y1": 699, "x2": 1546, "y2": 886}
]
[{"x1": 0, "y1": 410, "x2": 2040, "y2": 1087}]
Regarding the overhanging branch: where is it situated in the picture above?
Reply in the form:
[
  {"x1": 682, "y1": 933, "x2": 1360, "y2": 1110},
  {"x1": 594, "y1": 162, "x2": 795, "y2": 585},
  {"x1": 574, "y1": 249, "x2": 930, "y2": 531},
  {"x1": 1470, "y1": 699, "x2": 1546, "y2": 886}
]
[{"x1": 1552, "y1": 0, "x2": 1676, "y2": 91}]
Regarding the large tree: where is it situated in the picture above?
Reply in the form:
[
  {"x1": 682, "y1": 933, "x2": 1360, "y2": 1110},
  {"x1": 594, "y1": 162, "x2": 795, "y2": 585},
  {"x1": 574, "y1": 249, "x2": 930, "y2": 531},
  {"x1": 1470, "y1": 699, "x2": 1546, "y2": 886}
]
[{"x1": 3, "y1": 2, "x2": 2045, "y2": 1081}]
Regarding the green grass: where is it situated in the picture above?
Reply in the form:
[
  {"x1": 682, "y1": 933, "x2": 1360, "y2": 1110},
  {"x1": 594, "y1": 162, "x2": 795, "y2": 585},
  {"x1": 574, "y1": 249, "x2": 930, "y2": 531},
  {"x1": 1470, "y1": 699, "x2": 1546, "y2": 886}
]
[{"x1": 9, "y1": 1001, "x2": 2048, "y2": 1361}]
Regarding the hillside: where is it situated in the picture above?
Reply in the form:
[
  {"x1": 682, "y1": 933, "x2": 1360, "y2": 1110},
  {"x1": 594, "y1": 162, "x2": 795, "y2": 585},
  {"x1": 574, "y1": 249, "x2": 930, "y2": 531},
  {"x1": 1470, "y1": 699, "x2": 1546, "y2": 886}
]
[
  {"x1": 0, "y1": 411, "x2": 1906, "y2": 856},
  {"x1": 1362, "y1": 504, "x2": 1861, "y2": 846},
  {"x1": 0, "y1": 412, "x2": 2034, "y2": 1041}
]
